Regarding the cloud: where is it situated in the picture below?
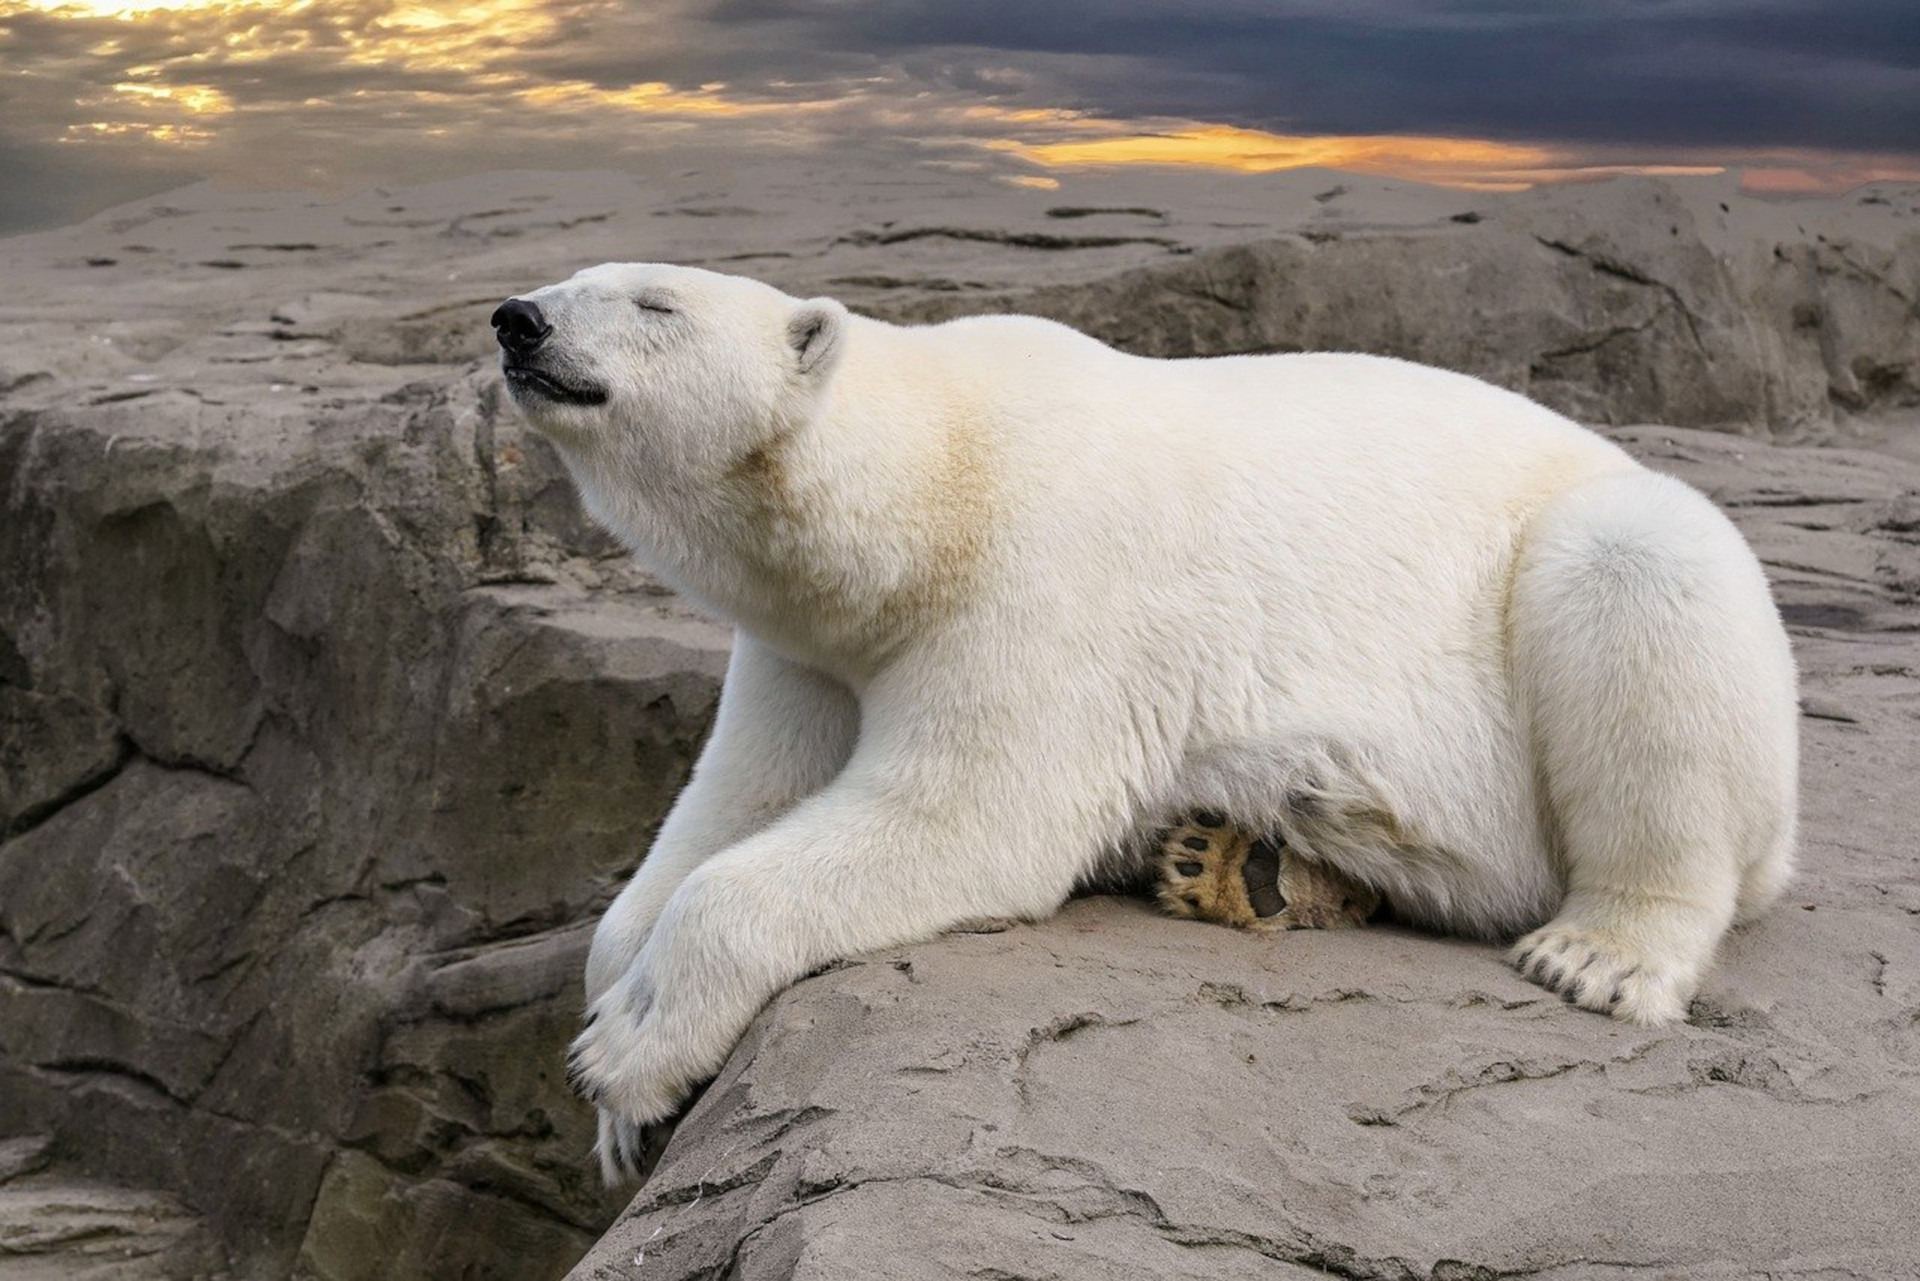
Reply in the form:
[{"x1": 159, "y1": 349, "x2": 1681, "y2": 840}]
[
  {"x1": 0, "y1": 0, "x2": 1913, "y2": 234},
  {"x1": 703, "y1": 0, "x2": 1920, "y2": 152}
]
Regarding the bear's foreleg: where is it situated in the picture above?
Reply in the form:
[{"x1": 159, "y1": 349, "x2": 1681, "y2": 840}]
[
  {"x1": 569, "y1": 686, "x2": 1109, "y2": 1137},
  {"x1": 581, "y1": 636, "x2": 857, "y2": 1179},
  {"x1": 584, "y1": 637, "x2": 858, "y2": 1001}
]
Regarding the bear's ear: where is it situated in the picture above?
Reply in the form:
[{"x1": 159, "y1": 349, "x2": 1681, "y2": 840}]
[{"x1": 786, "y1": 298, "x2": 847, "y2": 378}]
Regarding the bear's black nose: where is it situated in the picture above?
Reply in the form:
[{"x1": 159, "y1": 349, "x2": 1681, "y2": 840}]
[{"x1": 491, "y1": 298, "x2": 551, "y2": 356}]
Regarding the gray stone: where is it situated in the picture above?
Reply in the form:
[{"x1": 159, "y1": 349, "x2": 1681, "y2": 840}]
[
  {"x1": 883, "y1": 182, "x2": 1920, "y2": 439},
  {"x1": 0, "y1": 1173, "x2": 224, "y2": 1280},
  {"x1": 0, "y1": 357, "x2": 728, "y2": 1276}
]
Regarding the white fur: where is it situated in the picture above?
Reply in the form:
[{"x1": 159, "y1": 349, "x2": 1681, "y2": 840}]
[{"x1": 499, "y1": 263, "x2": 1798, "y2": 1178}]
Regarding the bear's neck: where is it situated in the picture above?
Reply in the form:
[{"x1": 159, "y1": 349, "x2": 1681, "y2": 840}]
[{"x1": 580, "y1": 341, "x2": 992, "y2": 683}]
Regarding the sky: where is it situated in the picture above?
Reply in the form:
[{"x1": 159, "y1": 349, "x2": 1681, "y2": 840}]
[{"x1": 2, "y1": 0, "x2": 1916, "y2": 234}]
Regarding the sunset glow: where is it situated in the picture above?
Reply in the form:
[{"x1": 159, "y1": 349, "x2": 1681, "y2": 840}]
[
  {"x1": 985, "y1": 122, "x2": 1565, "y2": 188},
  {"x1": 2, "y1": 0, "x2": 1912, "y2": 212}
]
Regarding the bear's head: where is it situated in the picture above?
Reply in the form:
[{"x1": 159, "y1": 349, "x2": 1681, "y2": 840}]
[{"x1": 490, "y1": 263, "x2": 847, "y2": 481}]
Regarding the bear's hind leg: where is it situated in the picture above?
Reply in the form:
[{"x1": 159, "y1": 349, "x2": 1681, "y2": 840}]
[{"x1": 1508, "y1": 471, "x2": 1798, "y2": 1024}]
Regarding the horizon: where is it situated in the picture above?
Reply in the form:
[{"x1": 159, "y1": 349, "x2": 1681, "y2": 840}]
[{"x1": 3, "y1": 0, "x2": 1917, "y2": 235}]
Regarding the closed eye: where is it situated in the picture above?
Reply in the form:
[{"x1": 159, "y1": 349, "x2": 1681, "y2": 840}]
[{"x1": 636, "y1": 298, "x2": 676, "y2": 315}]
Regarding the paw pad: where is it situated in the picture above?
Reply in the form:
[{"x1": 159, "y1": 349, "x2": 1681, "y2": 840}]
[{"x1": 1155, "y1": 815, "x2": 1378, "y2": 932}]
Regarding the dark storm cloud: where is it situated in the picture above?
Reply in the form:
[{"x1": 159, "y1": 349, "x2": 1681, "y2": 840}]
[{"x1": 701, "y1": 0, "x2": 1920, "y2": 152}]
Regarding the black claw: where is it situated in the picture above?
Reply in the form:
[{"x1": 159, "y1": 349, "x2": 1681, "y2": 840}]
[
  {"x1": 565, "y1": 1053, "x2": 601, "y2": 1104},
  {"x1": 1175, "y1": 860, "x2": 1204, "y2": 877},
  {"x1": 1193, "y1": 810, "x2": 1226, "y2": 828},
  {"x1": 1609, "y1": 986, "x2": 1625, "y2": 1008},
  {"x1": 583, "y1": 1008, "x2": 599, "y2": 1028},
  {"x1": 1181, "y1": 835, "x2": 1210, "y2": 851},
  {"x1": 614, "y1": 1121, "x2": 641, "y2": 1181}
]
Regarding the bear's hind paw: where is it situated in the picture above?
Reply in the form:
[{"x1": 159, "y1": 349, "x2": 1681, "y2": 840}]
[
  {"x1": 1155, "y1": 814, "x2": 1379, "y2": 933},
  {"x1": 1156, "y1": 815, "x2": 1260, "y2": 928}
]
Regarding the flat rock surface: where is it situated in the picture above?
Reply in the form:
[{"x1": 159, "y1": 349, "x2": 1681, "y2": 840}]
[
  {"x1": 576, "y1": 424, "x2": 1920, "y2": 1281},
  {"x1": 2, "y1": 166, "x2": 1917, "y2": 1279}
]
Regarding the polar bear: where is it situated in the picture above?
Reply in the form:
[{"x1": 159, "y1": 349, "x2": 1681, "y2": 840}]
[{"x1": 491, "y1": 263, "x2": 1798, "y2": 1181}]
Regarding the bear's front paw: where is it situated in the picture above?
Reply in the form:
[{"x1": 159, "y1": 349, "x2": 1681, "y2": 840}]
[
  {"x1": 595, "y1": 1107, "x2": 672, "y2": 1186},
  {"x1": 566, "y1": 978, "x2": 687, "y2": 1131}
]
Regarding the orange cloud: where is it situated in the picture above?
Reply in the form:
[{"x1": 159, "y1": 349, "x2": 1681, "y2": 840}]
[
  {"x1": 988, "y1": 120, "x2": 1557, "y2": 176},
  {"x1": 971, "y1": 115, "x2": 1920, "y2": 196},
  {"x1": 977, "y1": 118, "x2": 1743, "y2": 191}
]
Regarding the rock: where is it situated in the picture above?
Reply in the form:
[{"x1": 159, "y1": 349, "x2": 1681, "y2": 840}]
[
  {"x1": 2, "y1": 166, "x2": 1918, "y2": 1278},
  {"x1": 0, "y1": 1135, "x2": 52, "y2": 1185},
  {"x1": 0, "y1": 1172, "x2": 224, "y2": 1280},
  {"x1": 883, "y1": 180, "x2": 1920, "y2": 439},
  {"x1": 570, "y1": 425, "x2": 1920, "y2": 1280},
  {"x1": 0, "y1": 356, "x2": 728, "y2": 1276}
]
